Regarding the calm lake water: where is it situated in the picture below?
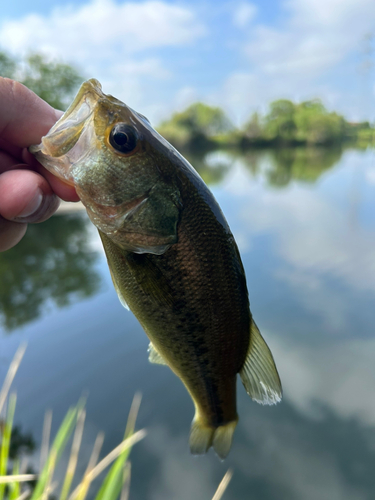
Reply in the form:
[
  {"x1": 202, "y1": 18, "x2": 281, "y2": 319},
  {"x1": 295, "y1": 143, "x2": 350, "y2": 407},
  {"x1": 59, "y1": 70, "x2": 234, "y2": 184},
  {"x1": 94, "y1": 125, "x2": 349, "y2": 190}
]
[{"x1": 1, "y1": 146, "x2": 375, "y2": 500}]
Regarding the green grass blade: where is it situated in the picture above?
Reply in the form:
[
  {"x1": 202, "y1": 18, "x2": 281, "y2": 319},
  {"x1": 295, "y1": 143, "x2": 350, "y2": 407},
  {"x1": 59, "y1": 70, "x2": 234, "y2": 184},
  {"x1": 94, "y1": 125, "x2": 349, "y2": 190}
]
[
  {"x1": 69, "y1": 430, "x2": 145, "y2": 500},
  {"x1": 9, "y1": 460, "x2": 20, "y2": 500},
  {"x1": 93, "y1": 451, "x2": 130, "y2": 500},
  {"x1": 59, "y1": 408, "x2": 86, "y2": 500},
  {"x1": 31, "y1": 407, "x2": 78, "y2": 500},
  {"x1": 0, "y1": 393, "x2": 17, "y2": 500},
  {"x1": 94, "y1": 395, "x2": 140, "y2": 500},
  {"x1": 0, "y1": 345, "x2": 26, "y2": 417}
]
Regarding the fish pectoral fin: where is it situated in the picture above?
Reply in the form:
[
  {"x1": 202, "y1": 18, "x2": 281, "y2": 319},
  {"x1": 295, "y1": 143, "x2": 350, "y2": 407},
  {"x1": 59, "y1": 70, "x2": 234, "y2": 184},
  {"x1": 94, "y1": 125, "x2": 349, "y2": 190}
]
[
  {"x1": 126, "y1": 253, "x2": 176, "y2": 309},
  {"x1": 108, "y1": 268, "x2": 129, "y2": 311},
  {"x1": 240, "y1": 319, "x2": 282, "y2": 405},
  {"x1": 148, "y1": 342, "x2": 167, "y2": 365},
  {"x1": 99, "y1": 230, "x2": 176, "y2": 309},
  {"x1": 116, "y1": 182, "x2": 181, "y2": 255}
]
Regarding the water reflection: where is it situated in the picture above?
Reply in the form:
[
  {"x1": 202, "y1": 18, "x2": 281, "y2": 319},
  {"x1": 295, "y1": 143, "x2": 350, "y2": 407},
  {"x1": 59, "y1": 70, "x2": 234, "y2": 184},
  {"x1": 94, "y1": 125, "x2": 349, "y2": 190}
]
[
  {"x1": 1, "y1": 146, "x2": 375, "y2": 500},
  {"x1": 186, "y1": 145, "x2": 345, "y2": 188},
  {"x1": 220, "y1": 149, "x2": 375, "y2": 339},
  {"x1": 1, "y1": 420, "x2": 36, "y2": 490},
  {"x1": 183, "y1": 148, "x2": 233, "y2": 185},
  {"x1": 134, "y1": 399, "x2": 375, "y2": 500},
  {"x1": 8, "y1": 424, "x2": 35, "y2": 459},
  {"x1": 266, "y1": 146, "x2": 343, "y2": 186},
  {"x1": 0, "y1": 213, "x2": 100, "y2": 331}
]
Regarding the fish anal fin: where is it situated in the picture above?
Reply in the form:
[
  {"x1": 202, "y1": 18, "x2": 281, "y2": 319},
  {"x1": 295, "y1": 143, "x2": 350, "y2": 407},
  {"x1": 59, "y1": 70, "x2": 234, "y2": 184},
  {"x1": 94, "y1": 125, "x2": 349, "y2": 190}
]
[
  {"x1": 189, "y1": 415, "x2": 238, "y2": 459},
  {"x1": 240, "y1": 319, "x2": 282, "y2": 405},
  {"x1": 148, "y1": 342, "x2": 168, "y2": 366}
]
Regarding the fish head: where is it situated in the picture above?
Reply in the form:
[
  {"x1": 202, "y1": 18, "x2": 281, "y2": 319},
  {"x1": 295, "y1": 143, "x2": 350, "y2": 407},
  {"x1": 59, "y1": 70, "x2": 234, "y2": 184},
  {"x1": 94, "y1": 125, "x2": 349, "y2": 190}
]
[{"x1": 30, "y1": 79, "x2": 181, "y2": 254}]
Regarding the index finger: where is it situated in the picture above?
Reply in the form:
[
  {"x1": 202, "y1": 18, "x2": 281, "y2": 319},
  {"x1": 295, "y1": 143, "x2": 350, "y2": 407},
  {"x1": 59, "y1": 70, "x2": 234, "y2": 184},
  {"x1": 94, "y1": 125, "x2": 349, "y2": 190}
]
[
  {"x1": 0, "y1": 78, "x2": 79, "y2": 202},
  {"x1": 0, "y1": 77, "x2": 60, "y2": 148}
]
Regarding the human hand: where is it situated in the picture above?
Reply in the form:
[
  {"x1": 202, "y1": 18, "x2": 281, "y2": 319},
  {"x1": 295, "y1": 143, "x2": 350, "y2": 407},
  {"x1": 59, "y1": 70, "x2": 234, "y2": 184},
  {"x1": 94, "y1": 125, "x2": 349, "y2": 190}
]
[{"x1": 0, "y1": 77, "x2": 80, "y2": 252}]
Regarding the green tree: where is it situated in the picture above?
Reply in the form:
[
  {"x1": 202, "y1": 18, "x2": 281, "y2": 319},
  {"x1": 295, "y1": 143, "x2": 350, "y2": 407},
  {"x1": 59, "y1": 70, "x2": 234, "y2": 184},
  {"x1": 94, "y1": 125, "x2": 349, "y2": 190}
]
[
  {"x1": 263, "y1": 99, "x2": 297, "y2": 142},
  {"x1": 0, "y1": 50, "x2": 84, "y2": 109},
  {"x1": 21, "y1": 54, "x2": 84, "y2": 109},
  {"x1": 0, "y1": 52, "x2": 16, "y2": 79},
  {"x1": 170, "y1": 102, "x2": 233, "y2": 136},
  {"x1": 158, "y1": 102, "x2": 233, "y2": 149},
  {"x1": 246, "y1": 98, "x2": 366, "y2": 146},
  {"x1": 294, "y1": 100, "x2": 346, "y2": 144},
  {"x1": 243, "y1": 112, "x2": 263, "y2": 140}
]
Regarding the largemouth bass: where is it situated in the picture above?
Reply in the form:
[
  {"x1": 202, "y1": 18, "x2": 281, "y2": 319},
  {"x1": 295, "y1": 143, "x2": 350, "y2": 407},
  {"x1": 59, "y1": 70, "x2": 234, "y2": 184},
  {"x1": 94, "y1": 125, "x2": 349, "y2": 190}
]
[{"x1": 30, "y1": 79, "x2": 282, "y2": 458}]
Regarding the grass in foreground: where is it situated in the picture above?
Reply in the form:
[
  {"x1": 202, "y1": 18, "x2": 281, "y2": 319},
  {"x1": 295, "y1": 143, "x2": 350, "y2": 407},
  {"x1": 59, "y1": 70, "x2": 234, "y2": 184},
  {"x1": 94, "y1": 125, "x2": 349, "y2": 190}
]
[{"x1": 0, "y1": 345, "x2": 232, "y2": 500}]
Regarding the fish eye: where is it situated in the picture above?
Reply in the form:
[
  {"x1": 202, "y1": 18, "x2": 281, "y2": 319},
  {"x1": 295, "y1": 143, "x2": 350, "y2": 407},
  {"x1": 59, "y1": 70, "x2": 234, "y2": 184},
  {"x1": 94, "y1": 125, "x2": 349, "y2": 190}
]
[{"x1": 109, "y1": 123, "x2": 138, "y2": 154}]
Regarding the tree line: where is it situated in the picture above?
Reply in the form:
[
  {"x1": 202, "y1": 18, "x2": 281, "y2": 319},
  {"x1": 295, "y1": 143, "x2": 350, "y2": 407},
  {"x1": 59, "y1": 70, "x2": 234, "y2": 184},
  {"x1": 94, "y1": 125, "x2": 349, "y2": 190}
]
[
  {"x1": 0, "y1": 50, "x2": 372, "y2": 150},
  {"x1": 157, "y1": 99, "x2": 374, "y2": 150}
]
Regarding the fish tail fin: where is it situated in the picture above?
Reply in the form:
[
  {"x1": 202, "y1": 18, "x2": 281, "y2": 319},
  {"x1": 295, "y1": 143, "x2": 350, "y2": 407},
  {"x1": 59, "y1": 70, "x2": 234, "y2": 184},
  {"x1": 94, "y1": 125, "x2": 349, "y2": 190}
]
[
  {"x1": 189, "y1": 417, "x2": 215, "y2": 456},
  {"x1": 189, "y1": 415, "x2": 238, "y2": 459},
  {"x1": 212, "y1": 420, "x2": 238, "y2": 459}
]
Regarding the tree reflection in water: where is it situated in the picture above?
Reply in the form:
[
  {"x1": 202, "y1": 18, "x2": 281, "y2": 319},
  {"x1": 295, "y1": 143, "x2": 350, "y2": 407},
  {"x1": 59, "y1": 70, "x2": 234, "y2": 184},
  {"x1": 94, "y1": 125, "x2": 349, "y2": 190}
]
[
  {"x1": 0, "y1": 146, "x2": 344, "y2": 332},
  {"x1": 182, "y1": 147, "x2": 232, "y2": 186},
  {"x1": 267, "y1": 146, "x2": 343, "y2": 186},
  {"x1": 182, "y1": 145, "x2": 344, "y2": 189},
  {"x1": 0, "y1": 213, "x2": 100, "y2": 332}
]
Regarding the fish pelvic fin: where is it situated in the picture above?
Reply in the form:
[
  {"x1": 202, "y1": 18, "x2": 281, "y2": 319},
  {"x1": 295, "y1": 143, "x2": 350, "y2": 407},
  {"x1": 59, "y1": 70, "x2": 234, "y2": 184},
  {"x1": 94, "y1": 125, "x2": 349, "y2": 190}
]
[
  {"x1": 240, "y1": 319, "x2": 282, "y2": 405},
  {"x1": 108, "y1": 268, "x2": 129, "y2": 310},
  {"x1": 147, "y1": 342, "x2": 167, "y2": 366},
  {"x1": 189, "y1": 415, "x2": 238, "y2": 460}
]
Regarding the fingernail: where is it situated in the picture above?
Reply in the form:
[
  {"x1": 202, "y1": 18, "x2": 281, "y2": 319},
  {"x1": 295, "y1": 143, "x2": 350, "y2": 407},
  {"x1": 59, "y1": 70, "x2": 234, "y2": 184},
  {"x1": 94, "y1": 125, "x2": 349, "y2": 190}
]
[
  {"x1": 18, "y1": 190, "x2": 43, "y2": 218},
  {"x1": 13, "y1": 191, "x2": 59, "y2": 223}
]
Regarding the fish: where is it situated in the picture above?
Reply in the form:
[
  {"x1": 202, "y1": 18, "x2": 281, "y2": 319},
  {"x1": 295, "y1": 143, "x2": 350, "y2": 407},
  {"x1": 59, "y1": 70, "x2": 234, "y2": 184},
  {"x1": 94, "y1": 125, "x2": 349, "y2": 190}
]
[{"x1": 30, "y1": 79, "x2": 282, "y2": 459}]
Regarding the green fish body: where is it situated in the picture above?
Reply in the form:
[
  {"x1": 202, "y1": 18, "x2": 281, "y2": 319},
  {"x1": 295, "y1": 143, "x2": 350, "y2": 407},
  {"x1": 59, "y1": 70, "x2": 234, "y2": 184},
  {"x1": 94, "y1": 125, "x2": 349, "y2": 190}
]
[{"x1": 30, "y1": 79, "x2": 282, "y2": 458}]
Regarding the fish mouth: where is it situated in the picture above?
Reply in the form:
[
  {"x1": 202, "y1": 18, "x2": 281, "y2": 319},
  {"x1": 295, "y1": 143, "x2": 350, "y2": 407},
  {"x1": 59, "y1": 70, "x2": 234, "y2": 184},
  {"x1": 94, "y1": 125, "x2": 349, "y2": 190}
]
[{"x1": 29, "y1": 79, "x2": 106, "y2": 184}]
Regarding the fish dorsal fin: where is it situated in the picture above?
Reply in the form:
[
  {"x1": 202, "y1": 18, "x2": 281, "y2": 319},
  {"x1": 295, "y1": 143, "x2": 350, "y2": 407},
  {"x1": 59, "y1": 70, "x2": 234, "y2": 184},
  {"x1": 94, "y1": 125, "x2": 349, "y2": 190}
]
[
  {"x1": 240, "y1": 319, "x2": 282, "y2": 405},
  {"x1": 148, "y1": 342, "x2": 167, "y2": 365},
  {"x1": 108, "y1": 268, "x2": 130, "y2": 310}
]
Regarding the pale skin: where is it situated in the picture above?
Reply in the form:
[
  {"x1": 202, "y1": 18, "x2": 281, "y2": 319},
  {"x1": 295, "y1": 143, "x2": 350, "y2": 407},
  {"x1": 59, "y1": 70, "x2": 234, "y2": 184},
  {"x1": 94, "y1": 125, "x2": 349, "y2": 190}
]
[{"x1": 0, "y1": 77, "x2": 79, "y2": 252}]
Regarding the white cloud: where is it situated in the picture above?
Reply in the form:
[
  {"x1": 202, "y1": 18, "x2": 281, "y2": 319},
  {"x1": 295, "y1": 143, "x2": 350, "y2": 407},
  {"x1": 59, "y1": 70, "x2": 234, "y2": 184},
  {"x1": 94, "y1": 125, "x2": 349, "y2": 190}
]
[
  {"x1": 0, "y1": 0, "x2": 205, "y2": 121},
  {"x1": 97, "y1": 57, "x2": 172, "y2": 117},
  {"x1": 173, "y1": 86, "x2": 200, "y2": 112},
  {"x1": 232, "y1": 2, "x2": 257, "y2": 28},
  {"x1": 220, "y1": 0, "x2": 375, "y2": 122},
  {"x1": 1, "y1": 0, "x2": 373, "y2": 125},
  {"x1": 0, "y1": 0, "x2": 205, "y2": 59}
]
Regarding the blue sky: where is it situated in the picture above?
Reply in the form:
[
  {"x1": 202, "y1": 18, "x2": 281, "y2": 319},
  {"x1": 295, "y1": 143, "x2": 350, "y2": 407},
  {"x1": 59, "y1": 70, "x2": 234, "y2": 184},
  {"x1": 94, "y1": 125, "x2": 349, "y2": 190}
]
[{"x1": 1, "y1": 0, "x2": 374, "y2": 125}]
